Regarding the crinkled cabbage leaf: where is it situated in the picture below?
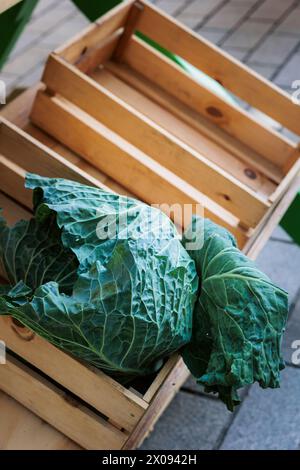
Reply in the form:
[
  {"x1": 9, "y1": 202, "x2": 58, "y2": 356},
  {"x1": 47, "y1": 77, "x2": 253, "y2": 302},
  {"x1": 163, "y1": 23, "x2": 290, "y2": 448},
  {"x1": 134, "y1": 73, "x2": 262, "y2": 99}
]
[
  {"x1": 0, "y1": 174, "x2": 198, "y2": 377},
  {"x1": 181, "y1": 216, "x2": 288, "y2": 410}
]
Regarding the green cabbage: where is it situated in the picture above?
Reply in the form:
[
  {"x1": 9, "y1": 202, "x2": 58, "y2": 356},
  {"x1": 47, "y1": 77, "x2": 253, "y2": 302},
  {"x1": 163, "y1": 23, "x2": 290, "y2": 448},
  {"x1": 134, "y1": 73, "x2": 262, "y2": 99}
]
[
  {"x1": 0, "y1": 175, "x2": 288, "y2": 408},
  {"x1": 0, "y1": 174, "x2": 198, "y2": 377}
]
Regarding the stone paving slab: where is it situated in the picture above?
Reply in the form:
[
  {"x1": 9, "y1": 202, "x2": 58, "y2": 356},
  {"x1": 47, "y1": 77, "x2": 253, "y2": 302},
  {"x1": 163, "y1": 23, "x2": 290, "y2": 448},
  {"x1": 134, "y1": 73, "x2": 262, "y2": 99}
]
[
  {"x1": 204, "y1": 2, "x2": 254, "y2": 30},
  {"x1": 222, "y1": 19, "x2": 272, "y2": 49},
  {"x1": 155, "y1": 0, "x2": 186, "y2": 16},
  {"x1": 246, "y1": 62, "x2": 277, "y2": 78},
  {"x1": 177, "y1": 0, "x2": 225, "y2": 29},
  {"x1": 283, "y1": 294, "x2": 300, "y2": 365},
  {"x1": 250, "y1": 0, "x2": 295, "y2": 21},
  {"x1": 274, "y1": 52, "x2": 300, "y2": 88},
  {"x1": 271, "y1": 225, "x2": 295, "y2": 243},
  {"x1": 39, "y1": 13, "x2": 89, "y2": 47},
  {"x1": 220, "y1": 366, "x2": 300, "y2": 450},
  {"x1": 141, "y1": 391, "x2": 232, "y2": 450},
  {"x1": 197, "y1": 27, "x2": 227, "y2": 45},
  {"x1": 256, "y1": 239, "x2": 300, "y2": 305},
  {"x1": 247, "y1": 32, "x2": 300, "y2": 66},
  {"x1": 2, "y1": 46, "x2": 49, "y2": 76},
  {"x1": 276, "y1": 5, "x2": 300, "y2": 35}
]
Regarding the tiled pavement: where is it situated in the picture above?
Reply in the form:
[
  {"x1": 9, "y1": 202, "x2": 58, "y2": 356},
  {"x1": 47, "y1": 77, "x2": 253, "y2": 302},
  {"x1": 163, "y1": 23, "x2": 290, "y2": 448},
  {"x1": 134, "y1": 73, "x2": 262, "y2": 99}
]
[{"x1": 0, "y1": 0, "x2": 300, "y2": 451}]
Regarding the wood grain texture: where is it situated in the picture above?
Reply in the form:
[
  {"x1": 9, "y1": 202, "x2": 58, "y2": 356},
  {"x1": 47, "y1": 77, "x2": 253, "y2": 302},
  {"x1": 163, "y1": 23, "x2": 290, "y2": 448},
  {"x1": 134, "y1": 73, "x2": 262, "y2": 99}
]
[
  {"x1": 136, "y1": 0, "x2": 300, "y2": 137},
  {"x1": 0, "y1": 355, "x2": 128, "y2": 449},
  {"x1": 0, "y1": 392, "x2": 79, "y2": 450},
  {"x1": 42, "y1": 53, "x2": 270, "y2": 228},
  {"x1": 120, "y1": 36, "x2": 296, "y2": 168},
  {"x1": 31, "y1": 90, "x2": 248, "y2": 246}
]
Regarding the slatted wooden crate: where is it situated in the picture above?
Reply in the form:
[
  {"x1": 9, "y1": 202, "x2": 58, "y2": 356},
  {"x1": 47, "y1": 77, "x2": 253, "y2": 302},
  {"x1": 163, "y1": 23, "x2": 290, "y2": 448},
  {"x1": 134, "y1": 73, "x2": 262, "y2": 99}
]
[
  {"x1": 0, "y1": 0, "x2": 299, "y2": 450},
  {"x1": 30, "y1": 0, "x2": 300, "y2": 250}
]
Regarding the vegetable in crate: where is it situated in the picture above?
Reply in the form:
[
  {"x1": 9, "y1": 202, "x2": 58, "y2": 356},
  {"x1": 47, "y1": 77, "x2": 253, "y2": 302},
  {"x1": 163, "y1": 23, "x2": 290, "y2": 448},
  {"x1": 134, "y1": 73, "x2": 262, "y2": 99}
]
[{"x1": 0, "y1": 175, "x2": 288, "y2": 409}]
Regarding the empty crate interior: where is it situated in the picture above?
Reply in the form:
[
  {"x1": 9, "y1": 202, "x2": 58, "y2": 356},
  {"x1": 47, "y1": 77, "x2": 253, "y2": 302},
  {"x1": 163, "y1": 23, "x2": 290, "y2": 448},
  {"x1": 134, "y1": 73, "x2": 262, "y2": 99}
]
[{"x1": 30, "y1": 0, "x2": 300, "y2": 249}]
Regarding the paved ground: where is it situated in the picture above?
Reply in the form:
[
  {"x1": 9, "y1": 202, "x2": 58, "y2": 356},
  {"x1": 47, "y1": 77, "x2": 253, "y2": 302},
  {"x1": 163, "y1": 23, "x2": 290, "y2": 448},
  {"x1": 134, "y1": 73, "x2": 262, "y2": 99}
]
[{"x1": 0, "y1": 0, "x2": 300, "y2": 451}]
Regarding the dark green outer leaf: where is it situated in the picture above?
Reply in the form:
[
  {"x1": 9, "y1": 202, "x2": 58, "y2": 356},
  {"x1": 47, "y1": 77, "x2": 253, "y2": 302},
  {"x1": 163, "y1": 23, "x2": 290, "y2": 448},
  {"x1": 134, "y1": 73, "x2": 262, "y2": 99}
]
[{"x1": 181, "y1": 216, "x2": 288, "y2": 410}]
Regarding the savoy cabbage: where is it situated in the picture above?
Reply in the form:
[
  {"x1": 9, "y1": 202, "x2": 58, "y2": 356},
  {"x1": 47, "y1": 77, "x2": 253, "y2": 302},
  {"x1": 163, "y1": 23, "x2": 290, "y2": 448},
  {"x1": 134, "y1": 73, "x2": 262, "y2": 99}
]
[{"x1": 0, "y1": 175, "x2": 288, "y2": 408}]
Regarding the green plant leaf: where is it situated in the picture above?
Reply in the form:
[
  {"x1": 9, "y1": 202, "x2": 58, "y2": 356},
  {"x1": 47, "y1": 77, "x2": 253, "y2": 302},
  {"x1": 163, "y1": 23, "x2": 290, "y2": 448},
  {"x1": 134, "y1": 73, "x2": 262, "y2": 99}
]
[{"x1": 181, "y1": 216, "x2": 288, "y2": 410}]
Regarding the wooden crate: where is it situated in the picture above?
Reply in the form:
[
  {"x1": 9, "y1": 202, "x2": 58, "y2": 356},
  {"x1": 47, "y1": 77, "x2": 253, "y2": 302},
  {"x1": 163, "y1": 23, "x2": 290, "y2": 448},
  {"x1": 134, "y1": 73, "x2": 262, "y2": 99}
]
[
  {"x1": 0, "y1": 0, "x2": 299, "y2": 450},
  {"x1": 30, "y1": 0, "x2": 300, "y2": 249}
]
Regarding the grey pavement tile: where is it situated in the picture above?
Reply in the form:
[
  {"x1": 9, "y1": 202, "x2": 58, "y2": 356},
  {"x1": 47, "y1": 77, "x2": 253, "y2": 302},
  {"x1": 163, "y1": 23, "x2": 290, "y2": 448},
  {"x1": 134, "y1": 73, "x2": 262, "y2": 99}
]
[
  {"x1": 223, "y1": 19, "x2": 272, "y2": 49},
  {"x1": 282, "y1": 294, "x2": 300, "y2": 365},
  {"x1": 222, "y1": 46, "x2": 249, "y2": 61},
  {"x1": 156, "y1": 0, "x2": 186, "y2": 16},
  {"x1": 31, "y1": 0, "x2": 61, "y2": 19},
  {"x1": 176, "y1": 14, "x2": 202, "y2": 30},
  {"x1": 141, "y1": 391, "x2": 232, "y2": 450},
  {"x1": 40, "y1": 14, "x2": 90, "y2": 47},
  {"x1": 256, "y1": 239, "x2": 300, "y2": 305},
  {"x1": 204, "y1": 2, "x2": 254, "y2": 30},
  {"x1": 250, "y1": 0, "x2": 295, "y2": 21},
  {"x1": 274, "y1": 52, "x2": 300, "y2": 88},
  {"x1": 246, "y1": 62, "x2": 277, "y2": 79},
  {"x1": 247, "y1": 33, "x2": 300, "y2": 66},
  {"x1": 1, "y1": 47, "x2": 49, "y2": 76},
  {"x1": 8, "y1": 29, "x2": 42, "y2": 61},
  {"x1": 16, "y1": 64, "x2": 44, "y2": 89},
  {"x1": 177, "y1": 0, "x2": 225, "y2": 28},
  {"x1": 197, "y1": 27, "x2": 227, "y2": 45},
  {"x1": 26, "y1": 6, "x2": 74, "y2": 34},
  {"x1": 271, "y1": 225, "x2": 295, "y2": 243},
  {"x1": 276, "y1": 6, "x2": 300, "y2": 35},
  {"x1": 221, "y1": 366, "x2": 300, "y2": 449},
  {"x1": 231, "y1": 0, "x2": 259, "y2": 4},
  {"x1": 49, "y1": 0, "x2": 80, "y2": 17}
]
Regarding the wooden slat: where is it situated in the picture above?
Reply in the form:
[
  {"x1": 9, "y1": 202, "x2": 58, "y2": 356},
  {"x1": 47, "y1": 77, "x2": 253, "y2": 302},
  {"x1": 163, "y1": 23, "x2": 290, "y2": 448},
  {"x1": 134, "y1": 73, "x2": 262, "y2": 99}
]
[
  {"x1": 120, "y1": 36, "x2": 296, "y2": 167},
  {"x1": 0, "y1": 354, "x2": 128, "y2": 450},
  {"x1": 31, "y1": 90, "x2": 248, "y2": 246},
  {"x1": 0, "y1": 317, "x2": 147, "y2": 432},
  {"x1": 73, "y1": 29, "x2": 123, "y2": 74},
  {"x1": 123, "y1": 356, "x2": 189, "y2": 449},
  {"x1": 135, "y1": 0, "x2": 300, "y2": 137},
  {"x1": 93, "y1": 67, "x2": 280, "y2": 193},
  {"x1": 0, "y1": 392, "x2": 80, "y2": 450},
  {"x1": 0, "y1": 118, "x2": 109, "y2": 191},
  {"x1": 0, "y1": 154, "x2": 31, "y2": 208},
  {"x1": 56, "y1": 0, "x2": 135, "y2": 63},
  {"x1": 143, "y1": 354, "x2": 180, "y2": 403},
  {"x1": 103, "y1": 63, "x2": 283, "y2": 187},
  {"x1": 43, "y1": 54, "x2": 270, "y2": 227}
]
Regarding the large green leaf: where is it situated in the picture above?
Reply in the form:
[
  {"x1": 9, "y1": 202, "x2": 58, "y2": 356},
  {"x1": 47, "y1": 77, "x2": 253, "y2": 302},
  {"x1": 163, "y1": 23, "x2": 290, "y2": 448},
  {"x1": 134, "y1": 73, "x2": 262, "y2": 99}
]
[
  {"x1": 0, "y1": 174, "x2": 198, "y2": 377},
  {"x1": 181, "y1": 216, "x2": 288, "y2": 410}
]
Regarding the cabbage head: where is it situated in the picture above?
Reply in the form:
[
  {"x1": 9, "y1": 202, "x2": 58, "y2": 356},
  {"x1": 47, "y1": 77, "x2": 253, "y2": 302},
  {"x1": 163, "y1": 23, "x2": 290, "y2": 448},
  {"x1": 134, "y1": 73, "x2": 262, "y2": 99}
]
[{"x1": 0, "y1": 174, "x2": 198, "y2": 377}]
